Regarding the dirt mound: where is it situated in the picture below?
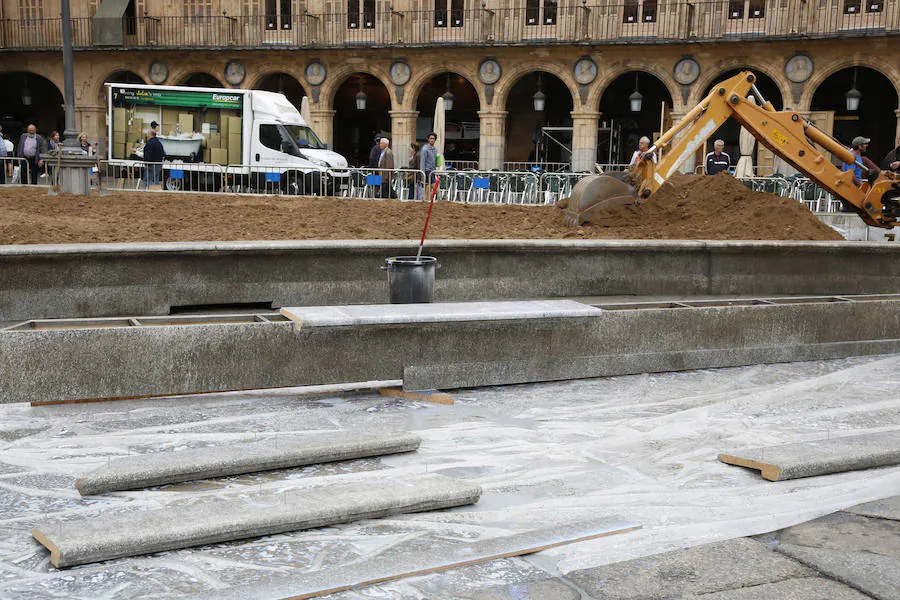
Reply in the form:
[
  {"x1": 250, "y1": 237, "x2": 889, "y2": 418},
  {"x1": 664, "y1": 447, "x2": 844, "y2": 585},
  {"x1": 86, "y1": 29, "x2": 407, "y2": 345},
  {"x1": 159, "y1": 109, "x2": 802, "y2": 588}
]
[
  {"x1": 575, "y1": 173, "x2": 842, "y2": 241},
  {"x1": 0, "y1": 175, "x2": 842, "y2": 245}
]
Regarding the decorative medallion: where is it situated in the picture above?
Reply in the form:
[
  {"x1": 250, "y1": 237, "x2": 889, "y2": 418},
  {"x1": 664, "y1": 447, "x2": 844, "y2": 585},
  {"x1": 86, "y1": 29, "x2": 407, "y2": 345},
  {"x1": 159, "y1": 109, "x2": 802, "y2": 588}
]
[
  {"x1": 673, "y1": 58, "x2": 700, "y2": 85},
  {"x1": 573, "y1": 58, "x2": 598, "y2": 85},
  {"x1": 148, "y1": 61, "x2": 169, "y2": 85},
  {"x1": 224, "y1": 60, "x2": 246, "y2": 86},
  {"x1": 478, "y1": 58, "x2": 502, "y2": 85},
  {"x1": 389, "y1": 61, "x2": 411, "y2": 86},
  {"x1": 305, "y1": 61, "x2": 327, "y2": 86},
  {"x1": 785, "y1": 54, "x2": 814, "y2": 83}
]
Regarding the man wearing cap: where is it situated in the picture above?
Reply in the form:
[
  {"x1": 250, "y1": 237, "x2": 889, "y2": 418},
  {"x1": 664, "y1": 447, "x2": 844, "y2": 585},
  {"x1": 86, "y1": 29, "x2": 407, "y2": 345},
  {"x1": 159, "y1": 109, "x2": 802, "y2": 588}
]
[
  {"x1": 149, "y1": 121, "x2": 159, "y2": 135},
  {"x1": 842, "y1": 136, "x2": 879, "y2": 184}
]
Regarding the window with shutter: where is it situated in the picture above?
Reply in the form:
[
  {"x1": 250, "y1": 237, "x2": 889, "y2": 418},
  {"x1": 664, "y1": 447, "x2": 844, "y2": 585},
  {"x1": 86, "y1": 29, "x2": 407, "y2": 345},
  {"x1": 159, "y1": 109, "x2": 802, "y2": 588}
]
[{"x1": 18, "y1": 0, "x2": 42, "y2": 19}]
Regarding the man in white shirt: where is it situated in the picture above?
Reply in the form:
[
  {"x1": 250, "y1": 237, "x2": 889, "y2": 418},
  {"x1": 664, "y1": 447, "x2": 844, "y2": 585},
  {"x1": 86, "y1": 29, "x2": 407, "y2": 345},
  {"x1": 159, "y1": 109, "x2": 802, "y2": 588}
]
[{"x1": 629, "y1": 136, "x2": 657, "y2": 168}]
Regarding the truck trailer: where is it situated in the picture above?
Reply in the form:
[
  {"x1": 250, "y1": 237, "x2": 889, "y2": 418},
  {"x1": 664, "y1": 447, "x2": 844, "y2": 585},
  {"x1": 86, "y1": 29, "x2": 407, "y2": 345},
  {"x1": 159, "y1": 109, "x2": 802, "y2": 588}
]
[{"x1": 106, "y1": 83, "x2": 348, "y2": 193}]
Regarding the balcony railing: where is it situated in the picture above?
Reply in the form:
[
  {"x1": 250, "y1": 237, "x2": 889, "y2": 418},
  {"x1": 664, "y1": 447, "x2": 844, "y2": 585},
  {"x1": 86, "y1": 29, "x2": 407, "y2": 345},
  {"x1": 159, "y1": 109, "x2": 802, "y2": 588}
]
[{"x1": 1, "y1": 1, "x2": 896, "y2": 51}]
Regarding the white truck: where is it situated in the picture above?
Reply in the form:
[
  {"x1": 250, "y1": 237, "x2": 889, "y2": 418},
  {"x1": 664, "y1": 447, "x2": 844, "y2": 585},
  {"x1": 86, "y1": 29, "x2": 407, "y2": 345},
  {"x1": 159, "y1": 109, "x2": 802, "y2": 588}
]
[{"x1": 106, "y1": 83, "x2": 348, "y2": 193}]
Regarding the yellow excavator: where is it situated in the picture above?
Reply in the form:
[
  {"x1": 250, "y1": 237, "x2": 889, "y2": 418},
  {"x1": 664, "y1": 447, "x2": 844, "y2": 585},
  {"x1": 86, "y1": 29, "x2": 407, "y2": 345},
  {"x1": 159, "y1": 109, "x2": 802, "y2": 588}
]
[{"x1": 564, "y1": 71, "x2": 900, "y2": 229}]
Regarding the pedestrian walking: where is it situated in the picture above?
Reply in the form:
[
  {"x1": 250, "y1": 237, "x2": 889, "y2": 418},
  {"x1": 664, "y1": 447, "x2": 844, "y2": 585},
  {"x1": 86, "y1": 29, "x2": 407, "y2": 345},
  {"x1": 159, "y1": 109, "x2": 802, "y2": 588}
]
[
  {"x1": 142, "y1": 129, "x2": 166, "y2": 187},
  {"x1": 377, "y1": 137, "x2": 395, "y2": 199},
  {"x1": 17, "y1": 124, "x2": 47, "y2": 185},
  {"x1": 408, "y1": 141, "x2": 421, "y2": 199},
  {"x1": 420, "y1": 132, "x2": 438, "y2": 190}
]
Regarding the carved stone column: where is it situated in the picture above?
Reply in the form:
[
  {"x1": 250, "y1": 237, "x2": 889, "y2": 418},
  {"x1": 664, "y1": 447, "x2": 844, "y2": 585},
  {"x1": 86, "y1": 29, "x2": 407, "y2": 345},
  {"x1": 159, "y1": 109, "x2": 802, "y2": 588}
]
[
  {"x1": 478, "y1": 110, "x2": 507, "y2": 170},
  {"x1": 309, "y1": 108, "x2": 336, "y2": 148},
  {"x1": 570, "y1": 110, "x2": 601, "y2": 172},
  {"x1": 390, "y1": 110, "x2": 419, "y2": 168}
]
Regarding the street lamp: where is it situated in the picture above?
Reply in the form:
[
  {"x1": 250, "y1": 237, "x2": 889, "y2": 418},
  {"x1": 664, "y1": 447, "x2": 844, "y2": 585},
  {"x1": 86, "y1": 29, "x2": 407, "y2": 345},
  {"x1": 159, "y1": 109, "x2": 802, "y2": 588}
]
[
  {"x1": 21, "y1": 76, "x2": 32, "y2": 106},
  {"x1": 845, "y1": 68, "x2": 861, "y2": 112},
  {"x1": 533, "y1": 74, "x2": 546, "y2": 112},
  {"x1": 441, "y1": 75, "x2": 455, "y2": 111},
  {"x1": 355, "y1": 76, "x2": 367, "y2": 110},
  {"x1": 629, "y1": 72, "x2": 643, "y2": 113}
]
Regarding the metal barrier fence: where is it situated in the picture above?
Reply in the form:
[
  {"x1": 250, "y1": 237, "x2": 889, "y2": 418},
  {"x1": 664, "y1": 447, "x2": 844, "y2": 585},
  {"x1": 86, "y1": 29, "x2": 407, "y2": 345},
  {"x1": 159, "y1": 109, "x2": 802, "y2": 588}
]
[
  {"x1": 502, "y1": 161, "x2": 571, "y2": 173},
  {"x1": 0, "y1": 157, "x2": 32, "y2": 185},
  {"x1": 331, "y1": 167, "x2": 426, "y2": 200},
  {"x1": 1, "y1": 3, "x2": 895, "y2": 51}
]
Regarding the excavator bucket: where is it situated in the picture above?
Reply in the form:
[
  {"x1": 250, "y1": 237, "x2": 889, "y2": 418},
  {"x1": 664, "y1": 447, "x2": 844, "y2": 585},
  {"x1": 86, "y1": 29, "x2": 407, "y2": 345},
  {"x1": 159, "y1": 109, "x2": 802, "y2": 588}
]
[{"x1": 562, "y1": 173, "x2": 638, "y2": 227}]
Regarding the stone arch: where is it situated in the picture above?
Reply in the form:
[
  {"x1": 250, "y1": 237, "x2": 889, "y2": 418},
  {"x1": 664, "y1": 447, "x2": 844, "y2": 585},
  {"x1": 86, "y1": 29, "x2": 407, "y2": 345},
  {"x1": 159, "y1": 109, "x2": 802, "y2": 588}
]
[
  {"x1": 0, "y1": 66, "x2": 64, "y2": 101},
  {"x1": 493, "y1": 61, "x2": 578, "y2": 111},
  {"x1": 248, "y1": 70, "x2": 310, "y2": 97},
  {"x1": 96, "y1": 69, "x2": 146, "y2": 105},
  {"x1": 689, "y1": 61, "x2": 789, "y2": 109},
  {"x1": 405, "y1": 64, "x2": 485, "y2": 111},
  {"x1": 588, "y1": 62, "x2": 679, "y2": 111},
  {"x1": 320, "y1": 65, "x2": 394, "y2": 110},
  {"x1": 800, "y1": 55, "x2": 900, "y2": 111},
  {"x1": 0, "y1": 70, "x2": 65, "y2": 140},
  {"x1": 172, "y1": 71, "x2": 225, "y2": 88}
]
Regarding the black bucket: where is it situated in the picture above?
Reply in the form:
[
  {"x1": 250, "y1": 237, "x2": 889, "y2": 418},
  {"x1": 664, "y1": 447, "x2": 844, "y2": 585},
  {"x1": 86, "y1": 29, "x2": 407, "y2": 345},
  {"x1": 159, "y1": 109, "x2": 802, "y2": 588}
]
[{"x1": 381, "y1": 256, "x2": 440, "y2": 303}]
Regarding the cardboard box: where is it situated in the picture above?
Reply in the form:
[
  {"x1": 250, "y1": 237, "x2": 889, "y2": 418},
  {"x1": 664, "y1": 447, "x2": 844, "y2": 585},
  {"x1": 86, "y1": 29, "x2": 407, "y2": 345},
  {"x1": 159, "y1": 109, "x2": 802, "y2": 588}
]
[
  {"x1": 203, "y1": 147, "x2": 211, "y2": 163},
  {"x1": 225, "y1": 116, "x2": 242, "y2": 137},
  {"x1": 207, "y1": 132, "x2": 221, "y2": 148},
  {"x1": 128, "y1": 131, "x2": 144, "y2": 144},
  {"x1": 178, "y1": 113, "x2": 194, "y2": 131},
  {"x1": 211, "y1": 148, "x2": 228, "y2": 165},
  {"x1": 228, "y1": 132, "x2": 241, "y2": 149},
  {"x1": 161, "y1": 122, "x2": 177, "y2": 135},
  {"x1": 113, "y1": 142, "x2": 127, "y2": 158},
  {"x1": 112, "y1": 131, "x2": 126, "y2": 146},
  {"x1": 128, "y1": 118, "x2": 143, "y2": 133},
  {"x1": 227, "y1": 146, "x2": 241, "y2": 165},
  {"x1": 113, "y1": 108, "x2": 128, "y2": 132},
  {"x1": 162, "y1": 107, "x2": 180, "y2": 123}
]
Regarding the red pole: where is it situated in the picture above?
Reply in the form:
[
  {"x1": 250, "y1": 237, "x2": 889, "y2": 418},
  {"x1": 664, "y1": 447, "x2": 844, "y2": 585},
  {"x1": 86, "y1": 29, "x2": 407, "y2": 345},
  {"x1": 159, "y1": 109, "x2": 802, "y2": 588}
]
[{"x1": 417, "y1": 176, "x2": 441, "y2": 258}]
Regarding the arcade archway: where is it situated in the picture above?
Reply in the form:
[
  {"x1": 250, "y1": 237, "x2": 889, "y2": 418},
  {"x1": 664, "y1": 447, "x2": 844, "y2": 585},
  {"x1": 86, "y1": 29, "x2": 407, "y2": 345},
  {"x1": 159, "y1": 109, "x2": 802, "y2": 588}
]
[
  {"x1": 256, "y1": 73, "x2": 307, "y2": 112},
  {"x1": 332, "y1": 73, "x2": 390, "y2": 167},
  {"x1": 416, "y1": 72, "x2": 480, "y2": 165},
  {"x1": 504, "y1": 71, "x2": 573, "y2": 165},
  {"x1": 599, "y1": 71, "x2": 673, "y2": 165},
  {"x1": 0, "y1": 71, "x2": 64, "y2": 143}
]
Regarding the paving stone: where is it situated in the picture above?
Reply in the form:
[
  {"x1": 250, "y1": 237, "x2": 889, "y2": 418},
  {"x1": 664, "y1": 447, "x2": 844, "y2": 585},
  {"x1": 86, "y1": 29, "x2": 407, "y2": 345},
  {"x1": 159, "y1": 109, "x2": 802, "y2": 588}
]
[
  {"x1": 778, "y1": 544, "x2": 900, "y2": 600},
  {"x1": 776, "y1": 513, "x2": 900, "y2": 558},
  {"x1": 845, "y1": 495, "x2": 900, "y2": 521},
  {"x1": 566, "y1": 538, "x2": 814, "y2": 600},
  {"x1": 717, "y1": 431, "x2": 900, "y2": 481},
  {"x1": 692, "y1": 577, "x2": 872, "y2": 599},
  {"x1": 75, "y1": 430, "x2": 421, "y2": 495},
  {"x1": 34, "y1": 473, "x2": 482, "y2": 568}
]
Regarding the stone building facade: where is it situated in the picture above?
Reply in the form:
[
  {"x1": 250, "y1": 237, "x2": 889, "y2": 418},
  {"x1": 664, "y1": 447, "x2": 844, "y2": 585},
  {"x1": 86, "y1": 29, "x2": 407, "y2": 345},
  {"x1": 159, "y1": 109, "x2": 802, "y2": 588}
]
[{"x1": 1, "y1": 0, "x2": 898, "y2": 170}]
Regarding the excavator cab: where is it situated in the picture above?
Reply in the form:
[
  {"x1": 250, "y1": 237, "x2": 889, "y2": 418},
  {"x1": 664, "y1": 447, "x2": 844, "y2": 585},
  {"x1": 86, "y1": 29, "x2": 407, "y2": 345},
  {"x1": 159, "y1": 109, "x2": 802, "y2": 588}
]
[{"x1": 562, "y1": 71, "x2": 900, "y2": 230}]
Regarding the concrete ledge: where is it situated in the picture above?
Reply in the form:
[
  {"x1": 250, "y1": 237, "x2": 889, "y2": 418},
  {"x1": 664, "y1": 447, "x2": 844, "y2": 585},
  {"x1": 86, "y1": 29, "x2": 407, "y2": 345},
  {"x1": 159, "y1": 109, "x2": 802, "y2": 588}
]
[
  {"x1": 75, "y1": 431, "x2": 422, "y2": 495},
  {"x1": 34, "y1": 473, "x2": 482, "y2": 568},
  {"x1": 280, "y1": 300, "x2": 601, "y2": 328},
  {"x1": 2, "y1": 299, "x2": 899, "y2": 404},
  {"x1": 3, "y1": 240, "x2": 900, "y2": 321},
  {"x1": 718, "y1": 431, "x2": 900, "y2": 481}
]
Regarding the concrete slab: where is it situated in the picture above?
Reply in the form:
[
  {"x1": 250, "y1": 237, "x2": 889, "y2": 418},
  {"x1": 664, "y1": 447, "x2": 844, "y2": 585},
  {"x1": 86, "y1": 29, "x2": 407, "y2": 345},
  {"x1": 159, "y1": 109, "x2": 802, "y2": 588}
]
[
  {"x1": 566, "y1": 538, "x2": 814, "y2": 599},
  {"x1": 778, "y1": 543, "x2": 900, "y2": 600},
  {"x1": 688, "y1": 577, "x2": 871, "y2": 599},
  {"x1": 776, "y1": 513, "x2": 900, "y2": 558},
  {"x1": 717, "y1": 431, "x2": 900, "y2": 481},
  {"x1": 279, "y1": 300, "x2": 601, "y2": 328},
  {"x1": 74, "y1": 431, "x2": 422, "y2": 495},
  {"x1": 33, "y1": 473, "x2": 482, "y2": 568},
  {"x1": 845, "y1": 495, "x2": 900, "y2": 521},
  {"x1": 201, "y1": 518, "x2": 640, "y2": 600}
]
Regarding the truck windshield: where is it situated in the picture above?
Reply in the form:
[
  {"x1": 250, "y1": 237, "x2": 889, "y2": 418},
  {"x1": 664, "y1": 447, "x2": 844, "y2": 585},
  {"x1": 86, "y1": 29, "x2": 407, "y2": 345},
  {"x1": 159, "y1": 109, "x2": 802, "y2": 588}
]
[{"x1": 281, "y1": 125, "x2": 325, "y2": 150}]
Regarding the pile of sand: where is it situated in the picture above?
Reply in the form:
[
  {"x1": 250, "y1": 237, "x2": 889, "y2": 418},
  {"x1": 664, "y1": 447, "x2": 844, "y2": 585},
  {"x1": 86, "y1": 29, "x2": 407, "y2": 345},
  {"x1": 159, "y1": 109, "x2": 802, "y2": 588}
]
[
  {"x1": 0, "y1": 174, "x2": 843, "y2": 244},
  {"x1": 569, "y1": 173, "x2": 843, "y2": 241}
]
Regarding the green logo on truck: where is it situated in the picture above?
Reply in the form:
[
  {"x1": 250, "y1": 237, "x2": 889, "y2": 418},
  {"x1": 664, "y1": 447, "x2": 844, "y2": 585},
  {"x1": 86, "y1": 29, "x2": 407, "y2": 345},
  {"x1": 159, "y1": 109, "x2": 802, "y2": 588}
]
[{"x1": 112, "y1": 88, "x2": 243, "y2": 109}]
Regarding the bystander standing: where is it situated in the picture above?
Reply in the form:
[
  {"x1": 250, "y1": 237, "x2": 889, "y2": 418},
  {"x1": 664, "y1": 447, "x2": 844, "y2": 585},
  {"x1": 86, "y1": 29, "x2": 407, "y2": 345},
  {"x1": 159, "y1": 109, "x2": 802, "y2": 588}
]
[
  {"x1": 16, "y1": 124, "x2": 47, "y2": 185},
  {"x1": 705, "y1": 139, "x2": 731, "y2": 175},
  {"x1": 142, "y1": 130, "x2": 166, "y2": 187}
]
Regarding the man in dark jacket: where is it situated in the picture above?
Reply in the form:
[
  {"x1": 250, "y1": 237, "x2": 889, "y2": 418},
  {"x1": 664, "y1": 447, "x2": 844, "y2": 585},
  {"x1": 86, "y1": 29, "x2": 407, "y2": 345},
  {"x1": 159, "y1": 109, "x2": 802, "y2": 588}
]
[
  {"x1": 368, "y1": 134, "x2": 382, "y2": 168},
  {"x1": 704, "y1": 139, "x2": 731, "y2": 176},
  {"x1": 880, "y1": 137, "x2": 900, "y2": 171},
  {"x1": 17, "y1": 124, "x2": 47, "y2": 185},
  {"x1": 142, "y1": 130, "x2": 166, "y2": 187}
]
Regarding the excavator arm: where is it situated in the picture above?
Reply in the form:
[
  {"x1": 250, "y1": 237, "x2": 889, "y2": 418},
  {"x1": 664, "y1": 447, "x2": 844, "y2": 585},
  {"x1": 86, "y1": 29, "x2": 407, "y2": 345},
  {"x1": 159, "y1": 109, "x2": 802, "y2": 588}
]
[{"x1": 565, "y1": 71, "x2": 900, "y2": 229}]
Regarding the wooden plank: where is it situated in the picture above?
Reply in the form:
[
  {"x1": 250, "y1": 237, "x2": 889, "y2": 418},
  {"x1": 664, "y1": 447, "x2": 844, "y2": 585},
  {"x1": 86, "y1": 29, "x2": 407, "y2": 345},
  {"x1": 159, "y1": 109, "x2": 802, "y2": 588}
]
[{"x1": 379, "y1": 387, "x2": 454, "y2": 405}]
